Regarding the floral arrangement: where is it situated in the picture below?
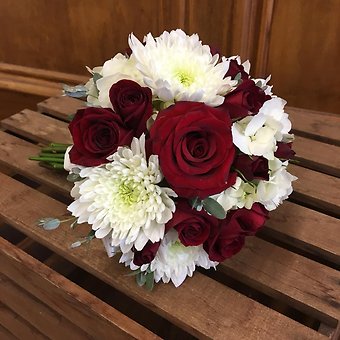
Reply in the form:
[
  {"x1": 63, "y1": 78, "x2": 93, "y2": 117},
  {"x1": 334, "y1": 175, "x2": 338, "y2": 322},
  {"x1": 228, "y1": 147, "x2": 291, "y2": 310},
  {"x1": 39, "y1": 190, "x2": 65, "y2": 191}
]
[{"x1": 33, "y1": 29, "x2": 296, "y2": 288}]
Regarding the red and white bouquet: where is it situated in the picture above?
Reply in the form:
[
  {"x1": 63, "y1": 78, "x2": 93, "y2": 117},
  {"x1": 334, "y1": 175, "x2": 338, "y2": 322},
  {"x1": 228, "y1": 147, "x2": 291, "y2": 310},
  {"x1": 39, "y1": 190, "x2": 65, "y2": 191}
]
[{"x1": 38, "y1": 30, "x2": 297, "y2": 288}]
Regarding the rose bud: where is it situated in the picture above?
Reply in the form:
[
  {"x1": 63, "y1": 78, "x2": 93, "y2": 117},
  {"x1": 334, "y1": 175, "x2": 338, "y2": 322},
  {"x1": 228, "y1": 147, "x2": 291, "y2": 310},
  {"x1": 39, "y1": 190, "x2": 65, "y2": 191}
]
[
  {"x1": 220, "y1": 79, "x2": 271, "y2": 119},
  {"x1": 133, "y1": 241, "x2": 161, "y2": 266},
  {"x1": 109, "y1": 80, "x2": 153, "y2": 137},
  {"x1": 68, "y1": 107, "x2": 133, "y2": 167},
  {"x1": 274, "y1": 142, "x2": 295, "y2": 160},
  {"x1": 166, "y1": 199, "x2": 216, "y2": 246},
  {"x1": 234, "y1": 154, "x2": 269, "y2": 181}
]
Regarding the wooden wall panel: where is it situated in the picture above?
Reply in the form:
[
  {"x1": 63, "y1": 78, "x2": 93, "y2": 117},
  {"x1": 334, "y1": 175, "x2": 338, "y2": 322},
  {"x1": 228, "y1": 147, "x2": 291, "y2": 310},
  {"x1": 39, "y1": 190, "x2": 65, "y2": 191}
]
[
  {"x1": 0, "y1": 0, "x2": 339, "y2": 114},
  {"x1": 264, "y1": 0, "x2": 340, "y2": 114},
  {"x1": 0, "y1": 0, "x2": 185, "y2": 74}
]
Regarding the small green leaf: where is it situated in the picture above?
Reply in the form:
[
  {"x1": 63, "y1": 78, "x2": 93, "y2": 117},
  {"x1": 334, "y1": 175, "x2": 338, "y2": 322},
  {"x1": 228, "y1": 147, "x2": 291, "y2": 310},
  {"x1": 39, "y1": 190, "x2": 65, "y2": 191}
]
[
  {"x1": 145, "y1": 271, "x2": 155, "y2": 291},
  {"x1": 136, "y1": 272, "x2": 147, "y2": 287},
  {"x1": 37, "y1": 217, "x2": 61, "y2": 230},
  {"x1": 70, "y1": 240, "x2": 83, "y2": 249},
  {"x1": 255, "y1": 80, "x2": 263, "y2": 87},
  {"x1": 70, "y1": 219, "x2": 78, "y2": 229},
  {"x1": 93, "y1": 73, "x2": 102, "y2": 84},
  {"x1": 202, "y1": 198, "x2": 226, "y2": 219},
  {"x1": 67, "y1": 173, "x2": 82, "y2": 182},
  {"x1": 125, "y1": 268, "x2": 142, "y2": 277},
  {"x1": 234, "y1": 72, "x2": 242, "y2": 81},
  {"x1": 62, "y1": 84, "x2": 88, "y2": 98}
]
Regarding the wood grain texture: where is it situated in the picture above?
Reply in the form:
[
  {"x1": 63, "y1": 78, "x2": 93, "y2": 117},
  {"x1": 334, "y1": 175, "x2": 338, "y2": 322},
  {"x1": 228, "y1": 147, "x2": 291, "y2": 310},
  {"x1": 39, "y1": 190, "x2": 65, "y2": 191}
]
[
  {"x1": 289, "y1": 165, "x2": 340, "y2": 217},
  {"x1": 1, "y1": 109, "x2": 71, "y2": 144},
  {"x1": 268, "y1": 201, "x2": 340, "y2": 265},
  {"x1": 0, "y1": 302, "x2": 46, "y2": 340},
  {"x1": 220, "y1": 237, "x2": 340, "y2": 325},
  {"x1": 286, "y1": 107, "x2": 340, "y2": 146},
  {"x1": 0, "y1": 173, "x2": 326, "y2": 340},
  {"x1": 0, "y1": 273, "x2": 90, "y2": 339},
  {"x1": 0, "y1": 131, "x2": 71, "y2": 195},
  {"x1": 265, "y1": 0, "x2": 340, "y2": 113},
  {"x1": 0, "y1": 237, "x2": 160, "y2": 340}
]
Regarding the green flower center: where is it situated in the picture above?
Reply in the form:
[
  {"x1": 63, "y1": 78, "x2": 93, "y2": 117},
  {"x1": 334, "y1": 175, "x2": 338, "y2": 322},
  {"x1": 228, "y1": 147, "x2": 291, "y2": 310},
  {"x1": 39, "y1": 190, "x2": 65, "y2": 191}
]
[
  {"x1": 118, "y1": 182, "x2": 140, "y2": 205},
  {"x1": 175, "y1": 69, "x2": 195, "y2": 87}
]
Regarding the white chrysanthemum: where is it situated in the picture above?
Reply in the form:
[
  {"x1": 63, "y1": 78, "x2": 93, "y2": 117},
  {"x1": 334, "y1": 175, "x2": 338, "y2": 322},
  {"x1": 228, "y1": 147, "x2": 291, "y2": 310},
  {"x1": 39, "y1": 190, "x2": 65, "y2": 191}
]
[
  {"x1": 211, "y1": 177, "x2": 257, "y2": 212},
  {"x1": 224, "y1": 55, "x2": 251, "y2": 75},
  {"x1": 128, "y1": 29, "x2": 237, "y2": 106},
  {"x1": 232, "y1": 97, "x2": 292, "y2": 160},
  {"x1": 256, "y1": 158, "x2": 297, "y2": 210},
  {"x1": 86, "y1": 53, "x2": 144, "y2": 108},
  {"x1": 120, "y1": 229, "x2": 217, "y2": 287},
  {"x1": 67, "y1": 135, "x2": 177, "y2": 251},
  {"x1": 252, "y1": 75, "x2": 273, "y2": 95}
]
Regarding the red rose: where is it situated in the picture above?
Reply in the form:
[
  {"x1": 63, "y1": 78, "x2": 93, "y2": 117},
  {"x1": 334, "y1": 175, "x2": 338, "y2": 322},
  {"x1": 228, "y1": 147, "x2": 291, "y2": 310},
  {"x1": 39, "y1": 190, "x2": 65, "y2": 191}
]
[
  {"x1": 149, "y1": 102, "x2": 236, "y2": 199},
  {"x1": 225, "y1": 59, "x2": 249, "y2": 80},
  {"x1": 166, "y1": 199, "x2": 216, "y2": 246},
  {"x1": 69, "y1": 107, "x2": 133, "y2": 167},
  {"x1": 274, "y1": 142, "x2": 295, "y2": 160},
  {"x1": 234, "y1": 154, "x2": 269, "y2": 181},
  {"x1": 203, "y1": 214, "x2": 245, "y2": 262},
  {"x1": 133, "y1": 241, "x2": 160, "y2": 266},
  {"x1": 221, "y1": 79, "x2": 271, "y2": 119},
  {"x1": 109, "y1": 80, "x2": 152, "y2": 137},
  {"x1": 231, "y1": 203, "x2": 268, "y2": 236}
]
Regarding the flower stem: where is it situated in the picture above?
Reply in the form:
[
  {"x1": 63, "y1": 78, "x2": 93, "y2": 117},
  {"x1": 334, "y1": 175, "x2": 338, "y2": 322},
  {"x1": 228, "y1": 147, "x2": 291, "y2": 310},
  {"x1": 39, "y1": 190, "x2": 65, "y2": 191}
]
[{"x1": 29, "y1": 156, "x2": 64, "y2": 163}]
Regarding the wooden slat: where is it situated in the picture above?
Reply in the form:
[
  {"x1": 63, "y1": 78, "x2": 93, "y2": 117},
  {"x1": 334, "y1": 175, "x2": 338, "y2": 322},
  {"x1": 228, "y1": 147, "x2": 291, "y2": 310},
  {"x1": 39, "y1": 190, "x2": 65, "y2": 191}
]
[
  {"x1": 0, "y1": 173, "x2": 326, "y2": 340},
  {"x1": 0, "y1": 109, "x2": 71, "y2": 144},
  {"x1": 0, "y1": 62, "x2": 88, "y2": 85},
  {"x1": 220, "y1": 237, "x2": 340, "y2": 325},
  {"x1": 286, "y1": 107, "x2": 340, "y2": 146},
  {"x1": 289, "y1": 165, "x2": 340, "y2": 217},
  {"x1": 0, "y1": 302, "x2": 46, "y2": 340},
  {"x1": 0, "y1": 323, "x2": 18, "y2": 340},
  {"x1": 0, "y1": 237, "x2": 159, "y2": 340},
  {"x1": 0, "y1": 273, "x2": 90, "y2": 340},
  {"x1": 267, "y1": 201, "x2": 340, "y2": 264},
  {"x1": 0, "y1": 130, "x2": 71, "y2": 195},
  {"x1": 37, "y1": 96, "x2": 85, "y2": 121},
  {"x1": 293, "y1": 135, "x2": 340, "y2": 177},
  {"x1": 0, "y1": 71, "x2": 62, "y2": 98}
]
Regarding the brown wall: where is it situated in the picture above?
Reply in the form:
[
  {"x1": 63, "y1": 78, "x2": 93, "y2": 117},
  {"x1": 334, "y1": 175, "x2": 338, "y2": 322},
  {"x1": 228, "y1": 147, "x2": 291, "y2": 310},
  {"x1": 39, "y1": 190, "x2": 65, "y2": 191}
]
[{"x1": 0, "y1": 0, "x2": 339, "y2": 114}]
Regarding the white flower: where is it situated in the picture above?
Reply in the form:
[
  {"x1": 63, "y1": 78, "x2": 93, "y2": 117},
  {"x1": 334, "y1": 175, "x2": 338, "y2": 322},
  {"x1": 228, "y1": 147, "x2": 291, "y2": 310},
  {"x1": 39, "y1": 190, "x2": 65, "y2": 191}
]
[
  {"x1": 232, "y1": 97, "x2": 292, "y2": 159},
  {"x1": 128, "y1": 29, "x2": 236, "y2": 106},
  {"x1": 85, "y1": 66, "x2": 103, "y2": 106},
  {"x1": 232, "y1": 116, "x2": 277, "y2": 159},
  {"x1": 121, "y1": 229, "x2": 217, "y2": 287},
  {"x1": 67, "y1": 135, "x2": 177, "y2": 251},
  {"x1": 256, "y1": 158, "x2": 297, "y2": 210},
  {"x1": 252, "y1": 75, "x2": 273, "y2": 95},
  {"x1": 211, "y1": 177, "x2": 257, "y2": 212},
  {"x1": 86, "y1": 53, "x2": 144, "y2": 108}
]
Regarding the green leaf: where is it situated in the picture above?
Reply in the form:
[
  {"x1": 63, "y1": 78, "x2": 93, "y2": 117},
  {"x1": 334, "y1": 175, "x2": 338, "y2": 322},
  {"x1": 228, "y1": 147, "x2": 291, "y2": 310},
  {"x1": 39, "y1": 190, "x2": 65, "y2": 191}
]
[
  {"x1": 67, "y1": 173, "x2": 82, "y2": 182},
  {"x1": 234, "y1": 72, "x2": 242, "y2": 81},
  {"x1": 62, "y1": 84, "x2": 88, "y2": 98},
  {"x1": 93, "y1": 73, "x2": 102, "y2": 84},
  {"x1": 202, "y1": 198, "x2": 226, "y2": 219},
  {"x1": 37, "y1": 217, "x2": 61, "y2": 230},
  {"x1": 136, "y1": 272, "x2": 147, "y2": 287},
  {"x1": 190, "y1": 196, "x2": 200, "y2": 208},
  {"x1": 145, "y1": 271, "x2": 155, "y2": 291},
  {"x1": 70, "y1": 219, "x2": 78, "y2": 229}
]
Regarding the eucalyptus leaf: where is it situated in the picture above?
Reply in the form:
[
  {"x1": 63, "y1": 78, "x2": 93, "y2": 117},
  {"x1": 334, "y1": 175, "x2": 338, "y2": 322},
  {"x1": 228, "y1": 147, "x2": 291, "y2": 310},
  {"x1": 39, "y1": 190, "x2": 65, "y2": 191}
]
[
  {"x1": 136, "y1": 272, "x2": 147, "y2": 287},
  {"x1": 93, "y1": 72, "x2": 102, "y2": 84},
  {"x1": 67, "y1": 173, "x2": 82, "y2": 183},
  {"x1": 62, "y1": 84, "x2": 88, "y2": 98},
  {"x1": 255, "y1": 80, "x2": 263, "y2": 88},
  {"x1": 70, "y1": 240, "x2": 82, "y2": 249},
  {"x1": 234, "y1": 72, "x2": 242, "y2": 81},
  {"x1": 37, "y1": 217, "x2": 60, "y2": 230},
  {"x1": 145, "y1": 271, "x2": 155, "y2": 291},
  {"x1": 202, "y1": 198, "x2": 226, "y2": 219}
]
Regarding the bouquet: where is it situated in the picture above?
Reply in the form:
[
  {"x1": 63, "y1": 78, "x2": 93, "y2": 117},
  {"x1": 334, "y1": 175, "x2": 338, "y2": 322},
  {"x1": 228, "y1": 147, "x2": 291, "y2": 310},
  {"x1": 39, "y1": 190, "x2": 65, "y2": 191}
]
[{"x1": 33, "y1": 29, "x2": 296, "y2": 288}]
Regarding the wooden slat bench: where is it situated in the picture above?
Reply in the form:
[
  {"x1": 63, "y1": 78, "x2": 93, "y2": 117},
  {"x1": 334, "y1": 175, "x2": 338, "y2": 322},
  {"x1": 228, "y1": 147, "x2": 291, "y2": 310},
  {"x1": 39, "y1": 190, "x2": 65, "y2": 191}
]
[{"x1": 0, "y1": 96, "x2": 339, "y2": 339}]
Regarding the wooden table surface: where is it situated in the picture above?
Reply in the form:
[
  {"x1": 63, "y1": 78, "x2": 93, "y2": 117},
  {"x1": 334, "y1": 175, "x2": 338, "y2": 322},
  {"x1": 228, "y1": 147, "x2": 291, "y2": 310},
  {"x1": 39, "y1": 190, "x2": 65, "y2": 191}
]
[{"x1": 0, "y1": 96, "x2": 339, "y2": 340}]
